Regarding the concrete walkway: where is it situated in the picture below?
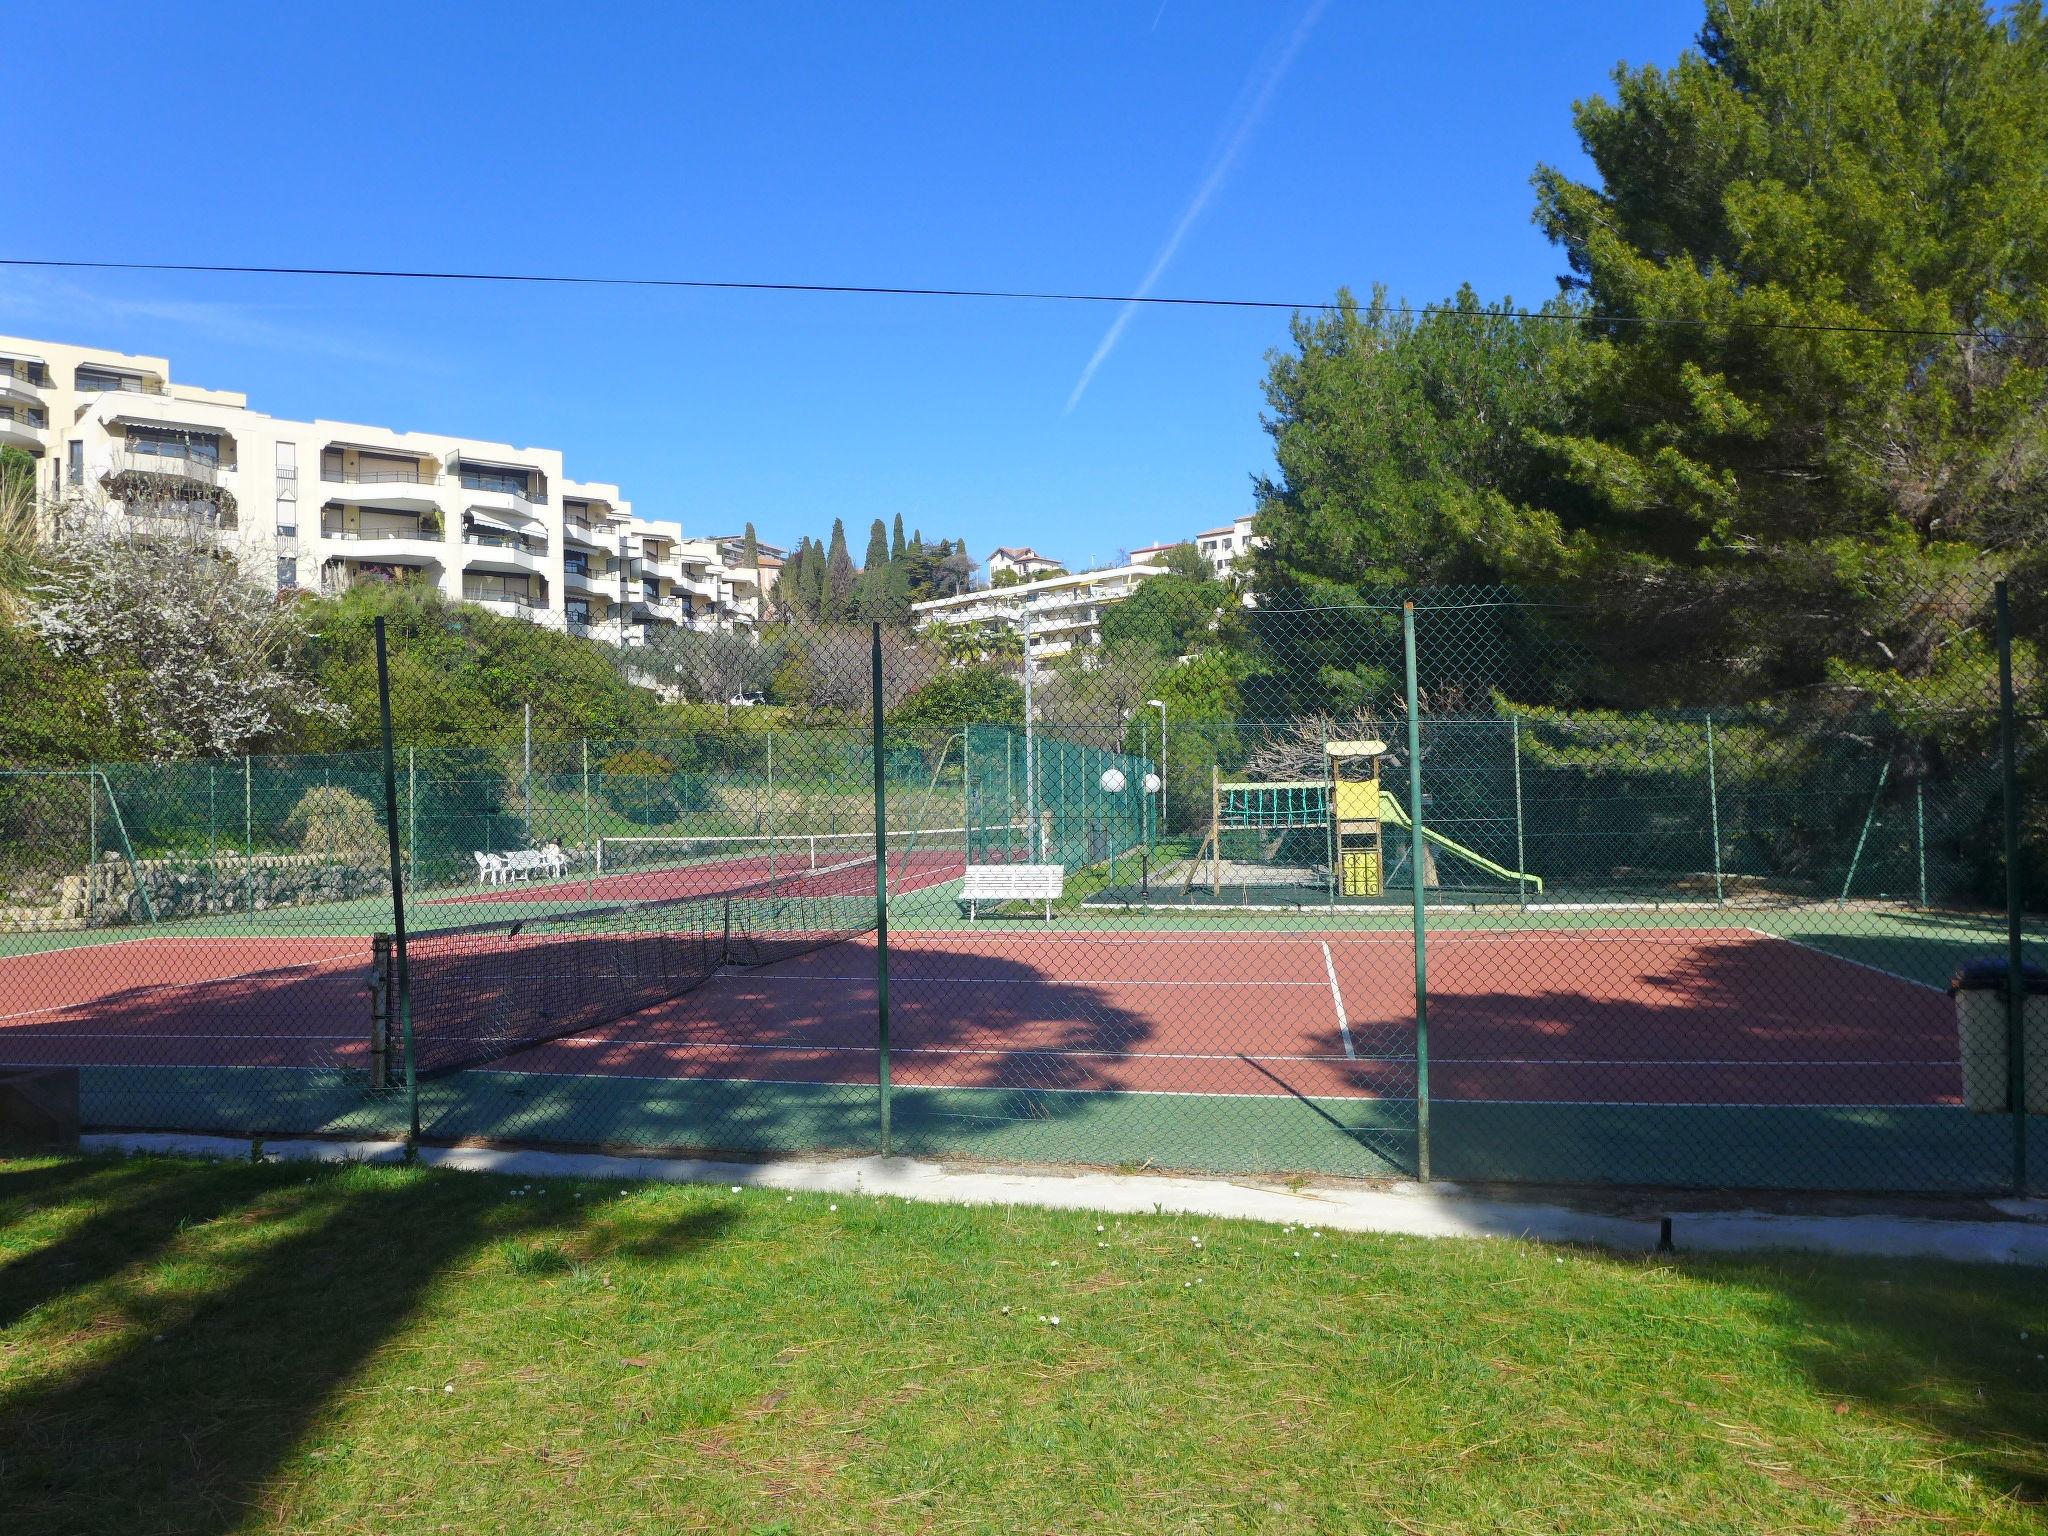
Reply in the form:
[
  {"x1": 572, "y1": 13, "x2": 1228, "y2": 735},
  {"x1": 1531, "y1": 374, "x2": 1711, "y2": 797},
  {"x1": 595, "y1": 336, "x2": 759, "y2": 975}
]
[{"x1": 79, "y1": 1132, "x2": 2048, "y2": 1267}]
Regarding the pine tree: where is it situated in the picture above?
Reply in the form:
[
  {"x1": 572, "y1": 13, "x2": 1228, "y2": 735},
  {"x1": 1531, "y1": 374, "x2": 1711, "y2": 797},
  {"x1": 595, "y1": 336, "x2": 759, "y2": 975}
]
[
  {"x1": 862, "y1": 518, "x2": 889, "y2": 572},
  {"x1": 890, "y1": 514, "x2": 907, "y2": 563},
  {"x1": 825, "y1": 520, "x2": 856, "y2": 621}
]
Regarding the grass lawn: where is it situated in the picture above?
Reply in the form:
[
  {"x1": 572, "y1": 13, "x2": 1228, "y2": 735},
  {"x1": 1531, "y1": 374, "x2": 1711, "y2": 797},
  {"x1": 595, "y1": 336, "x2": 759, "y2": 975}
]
[{"x1": 3, "y1": 1155, "x2": 2046, "y2": 1535}]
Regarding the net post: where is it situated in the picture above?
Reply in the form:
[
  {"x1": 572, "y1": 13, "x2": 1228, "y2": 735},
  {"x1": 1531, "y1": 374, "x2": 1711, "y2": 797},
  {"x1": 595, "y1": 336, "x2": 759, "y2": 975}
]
[
  {"x1": 374, "y1": 616, "x2": 420, "y2": 1147},
  {"x1": 871, "y1": 623, "x2": 893, "y2": 1156},
  {"x1": 1403, "y1": 602, "x2": 1431, "y2": 1182},
  {"x1": 1995, "y1": 579, "x2": 2026, "y2": 1193},
  {"x1": 1705, "y1": 713, "x2": 1725, "y2": 905}
]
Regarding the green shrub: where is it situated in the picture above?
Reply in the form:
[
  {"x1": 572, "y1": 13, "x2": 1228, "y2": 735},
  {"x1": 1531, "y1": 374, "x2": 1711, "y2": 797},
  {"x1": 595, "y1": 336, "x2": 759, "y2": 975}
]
[{"x1": 284, "y1": 784, "x2": 385, "y2": 861}]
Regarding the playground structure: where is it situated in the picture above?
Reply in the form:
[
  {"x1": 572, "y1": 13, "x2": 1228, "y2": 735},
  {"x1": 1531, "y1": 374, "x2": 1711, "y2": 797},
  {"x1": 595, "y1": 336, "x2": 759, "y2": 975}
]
[{"x1": 1184, "y1": 740, "x2": 1544, "y2": 906}]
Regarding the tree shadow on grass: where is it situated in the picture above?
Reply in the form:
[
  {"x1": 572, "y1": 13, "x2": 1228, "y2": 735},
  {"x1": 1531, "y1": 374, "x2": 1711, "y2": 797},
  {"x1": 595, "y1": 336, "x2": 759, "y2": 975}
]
[
  {"x1": 1678, "y1": 1253, "x2": 2048, "y2": 1511},
  {"x1": 0, "y1": 1158, "x2": 736, "y2": 1536}
]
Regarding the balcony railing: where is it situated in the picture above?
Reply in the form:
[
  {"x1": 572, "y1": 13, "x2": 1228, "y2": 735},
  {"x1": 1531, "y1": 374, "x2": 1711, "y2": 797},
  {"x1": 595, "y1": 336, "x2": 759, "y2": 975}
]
[
  {"x1": 322, "y1": 467, "x2": 441, "y2": 486},
  {"x1": 464, "y1": 589, "x2": 547, "y2": 611},
  {"x1": 320, "y1": 524, "x2": 442, "y2": 544},
  {"x1": 0, "y1": 406, "x2": 48, "y2": 428},
  {"x1": 76, "y1": 373, "x2": 165, "y2": 395},
  {"x1": 109, "y1": 452, "x2": 220, "y2": 486},
  {"x1": 463, "y1": 531, "x2": 549, "y2": 557}
]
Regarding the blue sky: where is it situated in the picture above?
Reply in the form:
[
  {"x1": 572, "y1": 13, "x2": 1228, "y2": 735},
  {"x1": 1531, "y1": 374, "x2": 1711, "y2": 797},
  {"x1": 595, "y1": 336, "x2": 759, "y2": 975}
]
[{"x1": 1, "y1": 1, "x2": 1703, "y2": 567}]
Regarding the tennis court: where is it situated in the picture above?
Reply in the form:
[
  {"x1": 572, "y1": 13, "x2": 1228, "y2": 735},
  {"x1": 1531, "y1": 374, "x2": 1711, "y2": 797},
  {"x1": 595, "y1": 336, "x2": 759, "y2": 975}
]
[{"x1": 4, "y1": 906, "x2": 2030, "y2": 1190}]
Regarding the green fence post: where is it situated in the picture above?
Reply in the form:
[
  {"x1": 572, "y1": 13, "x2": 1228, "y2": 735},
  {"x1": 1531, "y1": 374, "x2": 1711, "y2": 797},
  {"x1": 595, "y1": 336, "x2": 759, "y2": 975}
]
[
  {"x1": 1915, "y1": 778, "x2": 1928, "y2": 909},
  {"x1": 870, "y1": 624, "x2": 893, "y2": 1156},
  {"x1": 207, "y1": 762, "x2": 218, "y2": 899},
  {"x1": 1402, "y1": 602, "x2": 1431, "y2": 1182},
  {"x1": 86, "y1": 761, "x2": 96, "y2": 924},
  {"x1": 1511, "y1": 715, "x2": 1527, "y2": 910},
  {"x1": 94, "y1": 769, "x2": 156, "y2": 925},
  {"x1": 1839, "y1": 760, "x2": 1891, "y2": 905},
  {"x1": 373, "y1": 617, "x2": 420, "y2": 1147},
  {"x1": 1995, "y1": 580, "x2": 2026, "y2": 1194},
  {"x1": 407, "y1": 746, "x2": 417, "y2": 896},
  {"x1": 581, "y1": 739, "x2": 594, "y2": 899},
  {"x1": 243, "y1": 755, "x2": 253, "y2": 923},
  {"x1": 1704, "y1": 714, "x2": 1725, "y2": 905}
]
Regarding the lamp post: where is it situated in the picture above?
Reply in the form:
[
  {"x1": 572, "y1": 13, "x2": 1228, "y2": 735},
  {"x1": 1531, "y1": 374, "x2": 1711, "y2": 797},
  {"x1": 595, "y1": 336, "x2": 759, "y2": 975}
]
[{"x1": 1145, "y1": 698, "x2": 1167, "y2": 833}]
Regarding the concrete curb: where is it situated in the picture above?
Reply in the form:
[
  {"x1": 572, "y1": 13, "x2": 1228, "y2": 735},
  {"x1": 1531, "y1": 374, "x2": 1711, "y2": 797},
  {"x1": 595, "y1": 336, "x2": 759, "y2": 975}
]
[{"x1": 77, "y1": 1132, "x2": 2048, "y2": 1266}]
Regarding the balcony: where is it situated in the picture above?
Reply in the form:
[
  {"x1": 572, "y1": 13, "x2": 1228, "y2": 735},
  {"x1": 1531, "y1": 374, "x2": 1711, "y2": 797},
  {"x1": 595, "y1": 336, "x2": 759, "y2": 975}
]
[
  {"x1": 463, "y1": 589, "x2": 549, "y2": 619},
  {"x1": 75, "y1": 371, "x2": 164, "y2": 396},
  {"x1": 565, "y1": 519, "x2": 619, "y2": 552},
  {"x1": 564, "y1": 565, "x2": 613, "y2": 596},
  {"x1": 104, "y1": 451, "x2": 230, "y2": 490},
  {"x1": 0, "y1": 368, "x2": 41, "y2": 408},
  {"x1": 461, "y1": 531, "x2": 549, "y2": 575},
  {"x1": 318, "y1": 524, "x2": 447, "y2": 565},
  {"x1": 321, "y1": 467, "x2": 443, "y2": 511},
  {"x1": 457, "y1": 472, "x2": 549, "y2": 522},
  {"x1": 0, "y1": 412, "x2": 43, "y2": 452}
]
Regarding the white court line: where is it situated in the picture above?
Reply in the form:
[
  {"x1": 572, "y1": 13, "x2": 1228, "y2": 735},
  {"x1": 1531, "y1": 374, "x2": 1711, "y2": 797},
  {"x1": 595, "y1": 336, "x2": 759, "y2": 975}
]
[
  {"x1": 1321, "y1": 940, "x2": 1355, "y2": 1060},
  {"x1": 1742, "y1": 928, "x2": 1948, "y2": 993},
  {"x1": 747, "y1": 973, "x2": 1323, "y2": 988}
]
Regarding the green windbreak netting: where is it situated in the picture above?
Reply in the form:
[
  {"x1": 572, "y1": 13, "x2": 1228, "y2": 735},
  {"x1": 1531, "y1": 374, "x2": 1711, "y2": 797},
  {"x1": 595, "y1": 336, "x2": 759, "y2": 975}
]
[{"x1": 963, "y1": 725, "x2": 1151, "y2": 873}]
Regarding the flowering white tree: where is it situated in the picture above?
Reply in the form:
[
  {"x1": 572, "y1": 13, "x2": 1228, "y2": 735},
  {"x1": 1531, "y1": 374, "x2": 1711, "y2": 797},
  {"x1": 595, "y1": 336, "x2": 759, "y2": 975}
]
[{"x1": 29, "y1": 499, "x2": 343, "y2": 758}]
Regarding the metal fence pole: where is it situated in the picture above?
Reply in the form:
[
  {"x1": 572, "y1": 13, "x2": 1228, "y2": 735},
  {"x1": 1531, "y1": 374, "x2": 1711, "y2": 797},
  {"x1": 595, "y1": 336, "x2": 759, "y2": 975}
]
[
  {"x1": 870, "y1": 623, "x2": 893, "y2": 1156},
  {"x1": 1022, "y1": 607, "x2": 1038, "y2": 861},
  {"x1": 1995, "y1": 580, "x2": 2026, "y2": 1193},
  {"x1": 1402, "y1": 602, "x2": 1431, "y2": 1181},
  {"x1": 1839, "y1": 759, "x2": 1892, "y2": 905},
  {"x1": 522, "y1": 702, "x2": 533, "y2": 845},
  {"x1": 1705, "y1": 714, "x2": 1725, "y2": 905},
  {"x1": 1511, "y1": 715, "x2": 1527, "y2": 910},
  {"x1": 582, "y1": 739, "x2": 594, "y2": 899},
  {"x1": 1915, "y1": 778, "x2": 1928, "y2": 909},
  {"x1": 86, "y1": 762, "x2": 96, "y2": 924},
  {"x1": 243, "y1": 755, "x2": 253, "y2": 923},
  {"x1": 374, "y1": 617, "x2": 419, "y2": 1147},
  {"x1": 407, "y1": 746, "x2": 417, "y2": 897}
]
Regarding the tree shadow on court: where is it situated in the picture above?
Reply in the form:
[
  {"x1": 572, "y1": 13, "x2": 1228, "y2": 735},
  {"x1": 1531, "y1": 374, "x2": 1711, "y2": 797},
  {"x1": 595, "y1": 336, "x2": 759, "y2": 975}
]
[
  {"x1": 1644, "y1": 1252, "x2": 2048, "y2": 1510},
  {"x1": 1415, "y1": 929, "x2": 2022, "y2": 1188},
  {"x1": 0, "y1": 1156, "x2": 736, "y2": 1536},
  {"x1": 395, "y1": 936, "x2": 1409, "y2": 1176}
]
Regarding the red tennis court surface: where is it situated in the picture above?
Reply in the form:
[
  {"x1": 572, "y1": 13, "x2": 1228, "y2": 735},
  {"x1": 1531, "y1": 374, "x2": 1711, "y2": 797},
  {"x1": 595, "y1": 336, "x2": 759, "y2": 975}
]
[
  {"x1": 429, "y1": 846, "x2": 969, "y2": 908},
  {"x1": 0, "y1": 927, "x2": 1958, "y2": 1107}
]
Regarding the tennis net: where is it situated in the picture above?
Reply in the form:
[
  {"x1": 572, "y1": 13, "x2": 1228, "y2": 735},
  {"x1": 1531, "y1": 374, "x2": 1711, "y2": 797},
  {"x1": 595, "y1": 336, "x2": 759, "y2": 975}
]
[{"x1": 375, "y1": 845, "x2": 889, "y2": 1079}]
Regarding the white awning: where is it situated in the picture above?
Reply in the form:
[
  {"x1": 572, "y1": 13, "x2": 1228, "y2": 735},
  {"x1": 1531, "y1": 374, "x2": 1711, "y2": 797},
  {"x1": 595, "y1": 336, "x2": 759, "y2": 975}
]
[
  {"x1": 463, "y1": 509, "x2": 524, "y2": 535},
  {"x1": 0, "y1": 350, "x2": 46, "y2": 366}
]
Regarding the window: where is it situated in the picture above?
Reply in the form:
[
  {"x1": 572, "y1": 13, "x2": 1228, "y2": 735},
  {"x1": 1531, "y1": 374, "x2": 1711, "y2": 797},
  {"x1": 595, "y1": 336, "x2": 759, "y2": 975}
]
[
  {"x1": 275, "y1": 499, "x2": 297, "y2": 539},
  {"x1": 566, "y1": 599, "x2": 590, "y2": 624},
  {"x1": 276, "y1": 557, "x2": 298, "y2": 589},
  {"x1": 275, "y1": 441, "x2": 297, "y2": 488},
  {"x1": 127, "y1": 427, "x2": 220, "y2": 464},
  {"x1": 565, "y1": 553, "x2": 589, "y2": 577},
  {"x1": 67, "y1": 440, "x2": 83, "y2": 486}
]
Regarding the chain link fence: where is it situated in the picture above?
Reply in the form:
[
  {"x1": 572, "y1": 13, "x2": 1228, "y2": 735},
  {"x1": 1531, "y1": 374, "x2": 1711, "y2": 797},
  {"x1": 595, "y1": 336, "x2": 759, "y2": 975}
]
[{"x1": 1, "y1": 583, "x2": 2041, "y2": 1193}]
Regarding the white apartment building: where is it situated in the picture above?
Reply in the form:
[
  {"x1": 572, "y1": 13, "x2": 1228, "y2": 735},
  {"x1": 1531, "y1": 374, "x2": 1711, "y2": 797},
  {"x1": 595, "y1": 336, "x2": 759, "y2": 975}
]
[
  {"x1": 986, "y1": 545, "x2": 1064, "y2": 583},
  {"x1": 0, "y1": 334, "x2": 752, "y2": 645},
  {"x1": 1130, "y1": 513, "x2": 1262, "y2": 581},
  {"x1": 911, "y1": 561, "x2": 1165, "y2": 661}
]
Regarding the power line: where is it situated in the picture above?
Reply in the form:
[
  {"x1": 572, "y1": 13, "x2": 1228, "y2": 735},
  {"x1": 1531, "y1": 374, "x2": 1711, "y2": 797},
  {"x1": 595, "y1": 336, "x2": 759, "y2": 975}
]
[{"x1": 0, "y1": 256, "x2": 2022, "y2": 342}]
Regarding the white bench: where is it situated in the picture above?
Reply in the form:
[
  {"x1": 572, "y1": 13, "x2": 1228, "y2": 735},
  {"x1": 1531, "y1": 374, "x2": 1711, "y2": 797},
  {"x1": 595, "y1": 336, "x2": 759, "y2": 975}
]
[
  {"x1": 473, "y1": 846, "x2": 571, "y2": 886},
  {"x1": 958, "y1": 863, "x2": 1064, "y2": 920}
]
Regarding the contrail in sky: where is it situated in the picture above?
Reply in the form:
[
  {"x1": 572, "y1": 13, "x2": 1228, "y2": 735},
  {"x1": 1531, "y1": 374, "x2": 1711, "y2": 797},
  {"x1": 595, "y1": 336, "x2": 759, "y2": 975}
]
[{"x1": 1065, "y1": 0, "x2": 1326, "y2": 414}]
